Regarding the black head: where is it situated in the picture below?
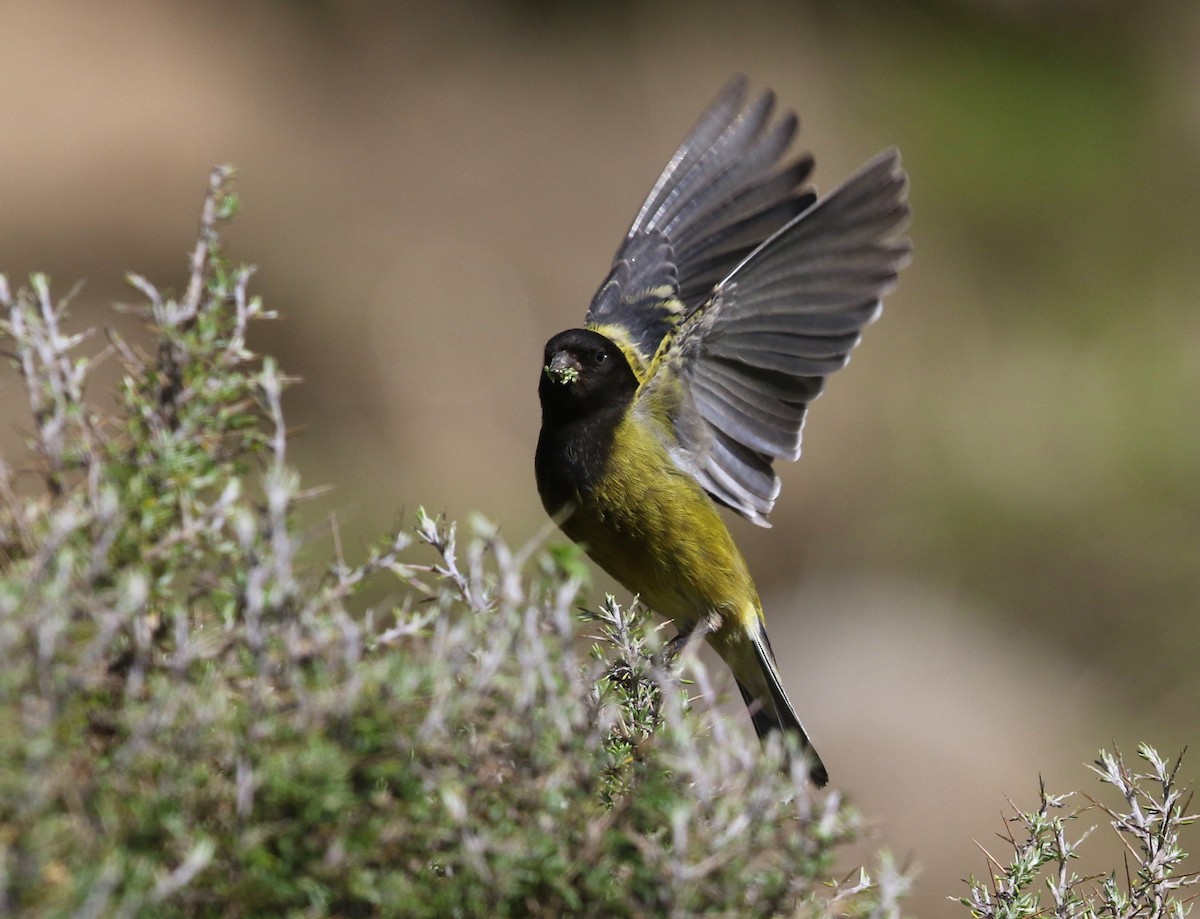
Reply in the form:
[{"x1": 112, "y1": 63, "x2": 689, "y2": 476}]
[{"x1": 538, "y1": 328, "x2": 637, "y2": 420}]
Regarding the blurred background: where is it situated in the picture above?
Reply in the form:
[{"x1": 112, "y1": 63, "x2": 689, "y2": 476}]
[{"x1": 2, "y1": 0, "x2": 1197, "y2": 910}]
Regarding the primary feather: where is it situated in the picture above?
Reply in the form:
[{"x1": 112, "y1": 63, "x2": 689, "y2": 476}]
[
  {"x1": 585, "y1": 75, "x2": 818, "y2": 373},
  {"x1": 642, "y1": 149, "x2": 910, "y2": 524},
  {"x1": 584, "y1": 76, "x2": 908, "y2": 525}
]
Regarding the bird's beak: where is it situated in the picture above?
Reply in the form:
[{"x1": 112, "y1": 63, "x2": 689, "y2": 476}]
[{"x1": 544, "y1": 351, "x2": 582, "y2": 385}]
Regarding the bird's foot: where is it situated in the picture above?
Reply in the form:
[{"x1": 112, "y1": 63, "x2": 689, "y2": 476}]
[{"x1": 658, "y1": 619, "x2": 713, "y2": 669}]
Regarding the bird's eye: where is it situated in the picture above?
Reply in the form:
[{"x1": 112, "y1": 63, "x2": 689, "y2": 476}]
[{"x1": 594, "y1": 350, "x2": 607, "y2": 364}]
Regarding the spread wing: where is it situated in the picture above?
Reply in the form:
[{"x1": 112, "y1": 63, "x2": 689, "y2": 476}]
[
  {"x1": 638, "y1": 150, "x2": 911, "y2": 526},
  {"x1": 585, "y1": 75, "x2": 817, "y2": 376}
]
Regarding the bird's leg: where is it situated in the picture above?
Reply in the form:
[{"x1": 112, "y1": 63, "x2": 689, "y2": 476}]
[
  {"x1": 661, "y1": 630, "x2": 691, "y2": 665},
  {"x1": 660, "y1": 615, "x2": 715, "y2": 669}
]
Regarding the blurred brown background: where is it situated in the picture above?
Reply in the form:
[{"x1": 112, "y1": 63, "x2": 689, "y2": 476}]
[{"x1": 2, "y1": 0, "x2": 1197, "y2": 910}]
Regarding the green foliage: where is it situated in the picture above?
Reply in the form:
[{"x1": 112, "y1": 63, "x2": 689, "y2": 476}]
[
  {"x1": 4, "y1": 168, "x2": 1194, "y2": 919},
  {"x1": 960, "y1": 745, "x2": 1198, "y2": 919},
  {"x1": 0, "y1": 169, "x2": 904, "y2": 917}
]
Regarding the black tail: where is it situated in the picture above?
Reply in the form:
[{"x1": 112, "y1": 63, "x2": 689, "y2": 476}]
[{"x1": 737, "y1": 628, "x2": 828, "y2": 787}]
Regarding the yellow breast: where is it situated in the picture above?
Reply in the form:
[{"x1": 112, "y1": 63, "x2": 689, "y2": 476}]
[{"x1": 560, "y1": 412, "x2": 761, "y2": 637}]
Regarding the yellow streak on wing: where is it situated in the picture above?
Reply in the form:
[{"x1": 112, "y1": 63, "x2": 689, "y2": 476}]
[
  {"x1": 587, "y1": 294, "x2": 688, "y2": 386},
  {"x1": 640, "y1": 297, "x2": 708, "y2": 396},
  {"x1": 648, "y1": 285, "x2": 683, "y2": 310}
]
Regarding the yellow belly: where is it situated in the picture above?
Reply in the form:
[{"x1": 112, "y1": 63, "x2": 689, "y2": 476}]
[{"x1": 560, "y1": 412, "x2": 761, "y2": 639}]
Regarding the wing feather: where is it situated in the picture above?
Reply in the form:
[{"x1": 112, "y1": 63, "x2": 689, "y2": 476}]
[
  {"x1": 691, "y1": 373, "x2": 805, "y2": 457},
  {"x1": 693, "y1": 429, "x2": 779, "y2": 520},
  {"x1": 585, "y1": 76, "x2": 816, "y2": 365},
  {"x1": 640, "y1": 149, "x2": 910, "y2": 524}
]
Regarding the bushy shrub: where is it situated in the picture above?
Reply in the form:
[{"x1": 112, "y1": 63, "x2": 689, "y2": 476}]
[
  {"x1": 961, "y1": 746, "x2": 1197, "y2": 919},
  {"x1": 0, "y1": 169, "x2": 903, "y2": 917},
  {"x1": 2, "y1": 169, "x2": 1193, "y2": 919}
]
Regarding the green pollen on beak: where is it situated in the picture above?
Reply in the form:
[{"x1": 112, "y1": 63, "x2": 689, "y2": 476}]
[{"x1": 546, "y1": 364, "x2": 580, "y2": 384}]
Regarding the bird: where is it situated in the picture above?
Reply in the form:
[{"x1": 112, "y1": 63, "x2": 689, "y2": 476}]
[{"x1": 534, "y1": 76, "x2": 909, "y2": 787}]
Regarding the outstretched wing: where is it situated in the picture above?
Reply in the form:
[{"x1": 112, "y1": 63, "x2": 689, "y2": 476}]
[
  {"x1": 639, "y1": 150, "x2": 911, "y2": 526},
  {"x1": 585, "y1": 75, "x2": 816, "y2": 376}
]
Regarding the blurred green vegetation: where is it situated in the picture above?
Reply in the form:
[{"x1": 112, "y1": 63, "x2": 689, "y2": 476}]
[{"x1": 832, "y1": 3, "x2": 1200, "y2": 697}]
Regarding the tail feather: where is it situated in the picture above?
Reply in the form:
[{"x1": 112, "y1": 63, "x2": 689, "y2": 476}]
[{"x1": 738, "y1": 627, "x2": 828, "y2": 787}]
